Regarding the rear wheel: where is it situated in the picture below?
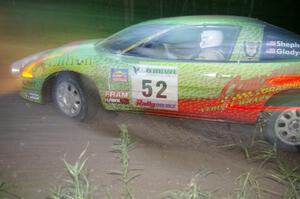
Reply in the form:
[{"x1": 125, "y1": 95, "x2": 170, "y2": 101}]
[
  {"x1": 53, "y1": 73, "x2": 97, "y2": 121},
  {"x1": 261, "y1": 103, "x2": 300, "y2": 152}
]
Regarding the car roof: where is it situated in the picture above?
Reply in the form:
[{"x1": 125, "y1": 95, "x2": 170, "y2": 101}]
[{"x1": 139, "y1": 15, "x2": 264, "y2": 27}]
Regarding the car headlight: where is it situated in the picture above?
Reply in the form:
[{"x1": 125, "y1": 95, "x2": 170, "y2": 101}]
[
  {"x1": 10, "y1": 61, "x2": 26, "y2": 75},
  {"x1": 10, "y1": 49, "x2": 52, "y2": 76}
]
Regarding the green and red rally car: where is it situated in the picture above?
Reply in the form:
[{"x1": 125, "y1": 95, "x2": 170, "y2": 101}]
[{"x1": 11, "y1": 16, "x2": 300, "y2": 151}]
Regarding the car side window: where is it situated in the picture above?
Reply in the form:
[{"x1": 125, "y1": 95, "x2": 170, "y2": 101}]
[
  {"x1": 100, "y1": 24, "x2": 173, "y2": 53},
  {"x1": 126, "y1": 25, "x2": 240, "y2": 61},
  {"x1": 261, "y1": 24, "x2": 300, "y2": 60}
]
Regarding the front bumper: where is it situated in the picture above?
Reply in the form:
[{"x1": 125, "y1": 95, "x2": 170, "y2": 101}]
[
  {"x1": 19, "y1": 77, "x2": 44, "y2": 103},
  {"x1": 20, "y1": 89, "x2": 42, "y2": 103}
]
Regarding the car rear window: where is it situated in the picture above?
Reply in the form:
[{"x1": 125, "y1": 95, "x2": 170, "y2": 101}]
[{"x1": 261, "y1": 24, "x2": 300, "y2": 60}]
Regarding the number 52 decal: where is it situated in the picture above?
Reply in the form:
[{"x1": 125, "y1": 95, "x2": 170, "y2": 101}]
[
  {"x1": 131, "y1": 66, "x2": 178, "y2": 111},
  {"x1": 142, "y1": 80, "x2": 167, "y2": 98}
]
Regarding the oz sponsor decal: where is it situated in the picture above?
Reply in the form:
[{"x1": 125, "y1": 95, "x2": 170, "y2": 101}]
[
  {"x1": 105, "y1": 91, "x2": 129, "y2": 104},
  {"x1": 111, "y1": 68, "x2": 128, "y2": 82},
  {"x1": 132, "y1": 65, "x2": 178, "y2": 111}
]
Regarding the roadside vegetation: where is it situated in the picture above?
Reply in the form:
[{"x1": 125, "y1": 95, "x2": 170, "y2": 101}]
[
  {"x1": 48, "y1": 145, "x2": 91, "y2": 199},
  {"x1": 45, "y1": 124, "x2": 300, "y2": 199},
  {"x1": 222, "y1": 128, "x2": 300, "y2": 199},
  {"x1": 0, "y1": 181, "x2": 21, "y2": 199},
  {"x1": 0, "y1": 123, "x2": 293, "y2": 199},
  {"x1": 161, "y1": 171, "x2": 214, "y2": 199},
  {"x1": 106, "y1": 124, "x2": 140, "y2": 199}
]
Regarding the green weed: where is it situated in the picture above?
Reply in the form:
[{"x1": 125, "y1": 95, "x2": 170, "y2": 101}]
[
  {"x1": 219, "y1": 139, "x2": 278, "y2": 166},
  {"x1": 48, "y1": 145, "x2": 91, "y2": 199},
  {"x1": 268, "y1": 161, "x2": 300, "y2": 199},
  {"x1": 0, "y1": 181, "x2": 21, "y2": 199},
  {"x1": 44, "y1": 123, "x2": 299, "y2": 199},
  {"x1": 249, "y1": 141, "x2": 278, "y2": 167},
  {"x1": 162, "y1": 171, "x2": 214, "y2": 199},
  {"x1": 235, "y1": 171, "x2": 260, "y2": 199},
  {"x1": 107, "y1": 124, "x2": 140, "y2": 199}
]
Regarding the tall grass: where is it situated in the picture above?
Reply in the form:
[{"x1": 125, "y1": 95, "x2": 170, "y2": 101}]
[
  {"x1": 0, "y1": 181, "x2": 21, "y2": 199},
  {"x1": 268, "y1": 161, "x2": 300, "y2": 199},
  {"x1": 235, "y1": 171, "x2": 260, "y2": 199},
  {"x1": 48, "y1": 145, "x2": 91, "y2": 199},
  {"x1": 162, "y1": 171, "x2": 214, "y2": 199},
  {"x1": 107, "y1": 124, "x2": 140, "y2": 199},
  {"x1": 220, "y1": 125, "x2": 300, "y2": 199},
  {"x1": 46, "y1": 123, "x2": 299, "y2": 199}
]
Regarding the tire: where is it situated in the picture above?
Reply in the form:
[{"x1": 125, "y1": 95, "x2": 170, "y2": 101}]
[
  {"x1": 261, "y1": 102, "x2": 300, "y2": 152},
  {"x1": 52, "y1": 72, "x2": 98, "y2": 121}
]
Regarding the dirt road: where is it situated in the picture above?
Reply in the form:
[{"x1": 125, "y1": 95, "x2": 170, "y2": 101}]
[{"x1": 0, "y1": 92, "x2": 277, "y2": 199}]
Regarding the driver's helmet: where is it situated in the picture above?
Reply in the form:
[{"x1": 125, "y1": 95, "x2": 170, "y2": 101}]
[{"x1": 200, "y1": 30, "x2": 223, "y2": 48}]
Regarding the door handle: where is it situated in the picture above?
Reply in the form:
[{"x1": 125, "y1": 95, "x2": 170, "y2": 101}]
[
  {"x1": 217, "y1": 74, "x2": 233, "y2": 79},
  {"x1": 202, "y1": 73, "x2": 233, "y2": 79}
]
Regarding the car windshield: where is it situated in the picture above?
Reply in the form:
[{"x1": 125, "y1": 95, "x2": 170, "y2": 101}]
[{"x1": 98, "y1": 24, "x2": 174, "y2": 53}]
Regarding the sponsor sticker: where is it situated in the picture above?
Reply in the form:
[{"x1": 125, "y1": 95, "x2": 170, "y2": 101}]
[
  {"x1": 135, "y1": 99, "x2": 177, "y2": 110},
  {"x1": 111, "y1": 68, "x2": 128, "y2": 82},
  {"x1": 133, "y1": 65, "x2": 176, "y2": 75},
  {"x1": 266, "y1": 41, "x2": 276, "y2": 46},
  {"x1": 131, "y1": 65, "x2": 178, "y2": 111},
  {"x1": 265, "y1": 40, "x2": 300, "y2": 57},
  {"x1": 244, "y1": 41, "x2": 260, "y2": 58},
  {"x1": 266, "y1": 48, "x2": 276, "y2": 54},
  {"x1": 105, "y1": 91, "x2": 129, "y2": 104},
  {"x1": 25, "y1": 91, "x2": 40, "y2": 101},
  {"x1": 262, "y1": 26, "x2": 300, "y2": 59}
]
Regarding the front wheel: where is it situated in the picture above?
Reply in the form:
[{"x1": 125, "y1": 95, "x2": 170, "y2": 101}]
[
  {"x1": 53, "y1": 73, "x2": 96, "y2": 121},
  {"x1": 261, "y1": 105, "x2": 300, "y2": 152}
]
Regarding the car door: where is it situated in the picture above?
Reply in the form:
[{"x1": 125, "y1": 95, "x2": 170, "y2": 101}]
[
  {"x1": 122, "y1": 24, "x2": 243, "y2": 119},
  {"x1": 217, "y1": 22, "x2": 300, "y2": 122}
]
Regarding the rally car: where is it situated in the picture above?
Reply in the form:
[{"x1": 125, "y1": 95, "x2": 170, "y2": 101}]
[{"x1": 11, "y1": 16, "x2": 300, "y2": 151}]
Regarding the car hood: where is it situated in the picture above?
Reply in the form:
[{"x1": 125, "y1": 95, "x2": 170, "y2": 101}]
[
  {"x1": 46, "y1": 39, "x2": 100, "y2": 59},
  {"x1": 59, "y1": 39, "x2": 100, "y2": 50},
  {"x1": 10, "y1": 39, "x2": 102, "y2": 76}
]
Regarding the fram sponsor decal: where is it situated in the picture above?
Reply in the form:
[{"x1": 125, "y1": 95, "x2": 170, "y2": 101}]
[
  {"x1": 135, "y1": 99, "x2": 176, "y2": 109},
  {"x1": 105, "y1": 91, "x2": 129, "y2": 104},
  {"x1": 105, "y1": 98, "x2": 129, "y2": 104},
  {"x1": 111, "y1": 68, "x2": 128, "y2": 82},
  {"x1": 105, "y1": 91, "x2": 129, "y2": 98}
]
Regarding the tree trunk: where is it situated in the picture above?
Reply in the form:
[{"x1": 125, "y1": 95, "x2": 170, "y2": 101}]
[
  {"x1": 124, "y1": 0, "x2": 129, "y2": 25},
  {"x1": 248, "y1": 0, "x2": 255, "y2": 17},
  {"x1": 159, "y1": 0, "x2": 163, "y2": 17},
  {"x1": 130, "y1": 0, "x2": 134, "y2": 21}
]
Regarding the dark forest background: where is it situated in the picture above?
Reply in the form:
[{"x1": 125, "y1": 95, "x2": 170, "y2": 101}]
[{"x1": 1, "y1": 0, "x2": 300, "y2": 44}]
